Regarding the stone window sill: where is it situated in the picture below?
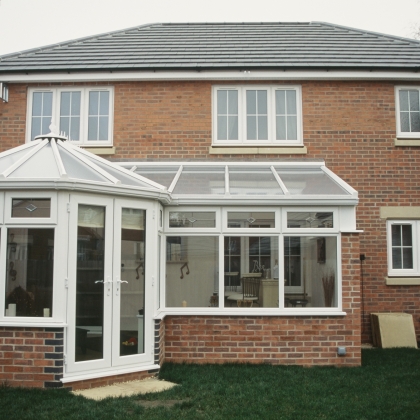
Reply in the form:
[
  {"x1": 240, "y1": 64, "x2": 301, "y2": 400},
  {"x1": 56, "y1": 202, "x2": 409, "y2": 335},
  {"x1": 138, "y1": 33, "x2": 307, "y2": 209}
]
[
  {"x1": 209, "y1": 146, "x2": 307, "y2": 155},
  {"x1": 394, "y1": 138, "x2": 420, "y2": 147},
  {"x1": 385, "y1": 277, "x2": 420, "y2": 285},
  {"x1": 83, "y1": 147, "x2": 116, "y2": 155}
]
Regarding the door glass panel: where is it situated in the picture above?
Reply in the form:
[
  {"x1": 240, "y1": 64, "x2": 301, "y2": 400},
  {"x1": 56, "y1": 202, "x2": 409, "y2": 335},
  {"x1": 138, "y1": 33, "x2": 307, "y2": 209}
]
[
  {"x1": 75, "y1": 205, "x2": 105, "y2": 362},
  {"x1": 120, "y1": 208, "x2": 146, "y2": 356}
]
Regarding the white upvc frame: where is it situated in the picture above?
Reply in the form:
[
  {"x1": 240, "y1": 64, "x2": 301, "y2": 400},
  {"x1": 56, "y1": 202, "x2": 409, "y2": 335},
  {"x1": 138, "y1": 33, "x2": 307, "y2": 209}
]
[
  {"x1": 395, "y1": 86, "x2": 420, "y2": 139},
  {"x1": 281, "y1": 207, "x2": 339, "y2": 233},
  {"x1": 4, "y1": 191, "x2": 58, "y2": 224},
  {"x1": 26, "y1": 86, "x2": 114, "y2": 146},
  {"x1": 0, "y1": 192, "x2": 4, "y2": 224},
  {"x1": 387, "y1": 220, "x2": 420, "y2": 276},
  {"x1": 212, "y1": 85, "x2": 303, "y2": 147}
]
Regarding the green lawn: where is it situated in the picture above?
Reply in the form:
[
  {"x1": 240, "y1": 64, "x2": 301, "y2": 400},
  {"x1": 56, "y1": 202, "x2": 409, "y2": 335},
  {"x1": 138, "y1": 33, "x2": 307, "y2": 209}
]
[{"x1": 1, "y1": 349, "x2": 419, "y2": 420}]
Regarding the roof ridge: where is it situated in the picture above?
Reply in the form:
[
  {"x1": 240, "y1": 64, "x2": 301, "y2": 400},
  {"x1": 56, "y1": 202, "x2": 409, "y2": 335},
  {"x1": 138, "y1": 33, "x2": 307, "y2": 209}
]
[
  {"x1": 0, "y1": 22, "x2": 161, "y2": 60},
  {"x1": 313, "y1": 21, "x2": 420, "y2": 44}
]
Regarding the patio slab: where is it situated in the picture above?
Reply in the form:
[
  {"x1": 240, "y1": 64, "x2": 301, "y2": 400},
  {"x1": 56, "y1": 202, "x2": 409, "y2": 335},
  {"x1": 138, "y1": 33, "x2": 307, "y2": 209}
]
[{"x1": 72, "y1": 378, "x2": 177, "y2": 400}]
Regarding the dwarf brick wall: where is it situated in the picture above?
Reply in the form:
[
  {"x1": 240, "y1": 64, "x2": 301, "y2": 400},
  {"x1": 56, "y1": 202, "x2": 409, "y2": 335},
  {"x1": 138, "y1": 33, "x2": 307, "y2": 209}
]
[
  {"x1": 1, "y1": 80, "x2": 420, "y2": 344},
  {"x1": 0, "y1": 327, "x2": 64, "y2": 388},
  {"x1": 163, "y1": 233, "x2": 361, "y2": 367}
]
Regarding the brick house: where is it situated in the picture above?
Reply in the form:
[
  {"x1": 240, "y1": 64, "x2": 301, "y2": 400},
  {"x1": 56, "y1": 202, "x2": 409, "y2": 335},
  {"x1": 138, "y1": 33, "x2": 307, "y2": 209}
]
[{"x1": 0, "y1": 22, "x2": 419, "y2": 389}]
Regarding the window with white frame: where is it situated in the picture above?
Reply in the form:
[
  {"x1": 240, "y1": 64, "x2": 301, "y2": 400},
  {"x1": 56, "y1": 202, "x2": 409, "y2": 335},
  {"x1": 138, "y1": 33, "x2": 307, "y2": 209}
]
[
  {"x1": 27, "y1": 87, "x2": 114, "y2": 146},
  {"x1": 387, "y1": 220, "x2": 419, "y2": 275},
  {"x1": 212, "y1": 85, "x2": 303, "y2": 146},
  {"x1": 396, "y1": 87, "x2": 420, "y2": 138}
]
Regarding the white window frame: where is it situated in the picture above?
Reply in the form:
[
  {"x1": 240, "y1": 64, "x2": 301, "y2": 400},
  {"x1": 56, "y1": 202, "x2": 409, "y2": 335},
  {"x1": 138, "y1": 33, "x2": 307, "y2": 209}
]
[
  {"x1": 395, "y1": 86, "x2": 420, "y2": 139},
  {"x1": 4, "y1": 191, "x2": 58, "y2": 225},
  {"x1": 26, "y1": 87, "x2": 114, "y2": 146},
  {"x1": 387, "y1": 220, "x2": 420, "y2": 276},
  {"x1": 212, "y1": 85, "x2": 303, "y2": 146}
]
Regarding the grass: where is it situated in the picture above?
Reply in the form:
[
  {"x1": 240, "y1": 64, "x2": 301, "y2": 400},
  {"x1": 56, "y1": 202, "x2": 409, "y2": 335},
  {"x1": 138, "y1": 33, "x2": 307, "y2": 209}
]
[{"x1": 0, "y1": 349, "x2": 419, "y2": 420}]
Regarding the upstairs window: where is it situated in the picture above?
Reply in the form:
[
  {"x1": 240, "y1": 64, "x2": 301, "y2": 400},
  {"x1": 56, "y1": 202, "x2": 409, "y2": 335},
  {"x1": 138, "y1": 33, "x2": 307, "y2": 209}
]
[
  {"x1": 396, "y1": 87, "x2": 420, "y2": 138},
  {"x1": 27, "y1": 87, "x2": 114, "y2": 146},
  {"x1": 213, "y1": 85, "x2": 302, "y2": 146}
]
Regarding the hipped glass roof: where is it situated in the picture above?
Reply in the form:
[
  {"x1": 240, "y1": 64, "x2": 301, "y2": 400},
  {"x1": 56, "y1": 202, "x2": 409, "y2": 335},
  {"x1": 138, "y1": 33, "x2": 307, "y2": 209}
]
[{"x1": 122, "y1": 162, "x2": 358, "y2": 205}]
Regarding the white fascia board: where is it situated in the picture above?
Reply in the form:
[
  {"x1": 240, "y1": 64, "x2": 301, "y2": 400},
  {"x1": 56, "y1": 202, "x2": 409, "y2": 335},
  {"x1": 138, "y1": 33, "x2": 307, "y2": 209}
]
[{"x1": 2, "y1": 69, "x2": 420, "y2": 83}]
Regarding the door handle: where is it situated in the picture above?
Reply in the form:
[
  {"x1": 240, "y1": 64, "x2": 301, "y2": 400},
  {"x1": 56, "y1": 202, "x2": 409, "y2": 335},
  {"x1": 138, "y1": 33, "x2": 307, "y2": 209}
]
[
  {"x1": 95, "y1": 278, "x2": 112, "y2": 296},
  {"x1": 115, "y1": 278, "x2": 128, "y2": 296}
]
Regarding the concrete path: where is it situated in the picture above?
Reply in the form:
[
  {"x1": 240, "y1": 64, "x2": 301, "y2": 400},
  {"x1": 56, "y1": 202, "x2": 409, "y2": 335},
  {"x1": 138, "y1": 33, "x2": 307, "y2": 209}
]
[{"x1": 72, "y1": 378, "x2": 177, "y2": 400}]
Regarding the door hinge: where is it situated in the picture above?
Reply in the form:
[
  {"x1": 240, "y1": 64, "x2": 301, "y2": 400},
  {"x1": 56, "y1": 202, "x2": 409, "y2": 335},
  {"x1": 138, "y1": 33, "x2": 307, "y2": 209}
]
[
  {"x1": 63, "y1": 354, "x2": 67, "y2": 365},
  {"x1": 151, "y1": 276, "x2": 155, "y2": 287},
  {"x1": 67, "y1": 203, "x2": 70, "y2": 213},
  {"x1": 153, "y1": 210, "x2": 156, "y2": 219},
  {"x1": 64, "y1": 278, "x2": 69, "y2": 289}
]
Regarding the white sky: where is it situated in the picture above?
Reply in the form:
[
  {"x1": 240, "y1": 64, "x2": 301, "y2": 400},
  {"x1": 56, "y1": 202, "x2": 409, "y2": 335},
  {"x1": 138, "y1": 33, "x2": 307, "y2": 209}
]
[{"x1": 0, "y1": 0, "x2": 419, "y2": 56}]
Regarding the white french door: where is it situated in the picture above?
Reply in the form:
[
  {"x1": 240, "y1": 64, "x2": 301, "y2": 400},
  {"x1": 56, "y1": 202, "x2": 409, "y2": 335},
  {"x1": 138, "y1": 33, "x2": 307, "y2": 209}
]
[{"x1": 66, "y1": 194, "x2": 156, "y2": 375}]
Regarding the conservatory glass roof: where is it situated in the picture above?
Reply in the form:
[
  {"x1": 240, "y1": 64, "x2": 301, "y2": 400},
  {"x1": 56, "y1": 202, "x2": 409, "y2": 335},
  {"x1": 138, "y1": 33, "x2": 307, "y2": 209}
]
[{"x1": 121, "y1": 162, "x2": 358, "y2": 205}]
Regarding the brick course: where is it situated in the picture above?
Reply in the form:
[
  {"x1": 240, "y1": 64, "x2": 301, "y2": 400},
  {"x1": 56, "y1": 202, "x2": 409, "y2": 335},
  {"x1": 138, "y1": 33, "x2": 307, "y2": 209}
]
[{"x1": 0, "y1": 327, "x2": 64, "y2": 388}]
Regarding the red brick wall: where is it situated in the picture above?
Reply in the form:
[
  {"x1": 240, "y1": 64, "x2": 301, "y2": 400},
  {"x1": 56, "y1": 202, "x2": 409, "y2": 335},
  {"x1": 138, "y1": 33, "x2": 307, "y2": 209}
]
[
  {"x1": 0, "y1": 327, "x2": 64, "y2": 388},
  {"x1": 163, "y1": 233, "x2": 361, "y2": 367},
  {"x1": 1, "y1": 80, "x2": 420, "y2": 344}
]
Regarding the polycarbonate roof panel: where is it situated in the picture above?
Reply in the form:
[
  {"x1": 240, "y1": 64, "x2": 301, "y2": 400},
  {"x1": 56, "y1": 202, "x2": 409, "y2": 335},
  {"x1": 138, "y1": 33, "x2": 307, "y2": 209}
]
[
  {"x1": 59, "y1": 146, "x2": 110, "y2": 183},
  {"x1": 9, "y1": 143, "x2": 60, "y2": 178},
  {"x1": 229, "y1": 166, "x2": 284, "y2": 195},
  {"x1": 0, "y1": 147, "x2": 37, "y2": 174},
  {"x1": 275, "y1": 168, "x2": 349, "y2": 195},
  {"x1": 172, "y1": 166, "x2": 225, "y2": 195},
  {"x1": 132, "y1": 166, "x2": 178, "y2": 189}
]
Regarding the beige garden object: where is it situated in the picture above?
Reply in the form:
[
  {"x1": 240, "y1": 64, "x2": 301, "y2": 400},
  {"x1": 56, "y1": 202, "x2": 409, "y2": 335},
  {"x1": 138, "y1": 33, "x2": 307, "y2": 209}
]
[{"x1": 370, "y1": 313, "x2": 418, "y2": 349}]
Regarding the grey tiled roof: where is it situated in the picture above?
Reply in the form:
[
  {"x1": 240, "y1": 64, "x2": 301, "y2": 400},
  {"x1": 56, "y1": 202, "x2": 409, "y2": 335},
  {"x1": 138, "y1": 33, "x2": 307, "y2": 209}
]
[{"x1": 1, "y1": 22, "x2": 420, "y2": 73}]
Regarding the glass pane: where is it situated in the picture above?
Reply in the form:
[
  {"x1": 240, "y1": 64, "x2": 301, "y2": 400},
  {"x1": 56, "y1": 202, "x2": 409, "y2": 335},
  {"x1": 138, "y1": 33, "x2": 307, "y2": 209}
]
[
  {"x1": 31, "y1": 117, "x2": 41, "y2": 140},
  {"x1": 276, "y1": 116, "x2": 286, "y2": 140},
  {"x1": 5, "y1": 228, "x2": 54, "y2": 317},
  {"x1": 228, "y1": 90, "x2": 238, "y2": 114},
  {"x1": 229, "y1": 167, "x2": 284, "y2": 195},
  {"x1": 257, "y1": 90, "x2": 267, "y2": 114},
  {"x1": 132, "y1": 166, "x2": 179, "y2": 188},
  {"x1": 88, "y1": 116, "x2": 98, "y2": 140},
  {"x1": 60, "y1": 116, "x2": 71, "y2": 138},
  {"x1": 287, "y1": 116, "x2": 297, "y2": 140},
  {"x1": 287, "y1": 212, "x2": 333, "y2": 228},
  {"x1": 411, "y1": 112, "x2": 420, "y2": 132},
  {"x1": 246, "y1": 90, "x2": 256, "y2": 114},
  {"x1": 75, "y1": 205, "x2": 105, "y2": 362},
  {"x1": 166, "y1": 236, "x2": 219, "y2": 307},
  {"x1": 276, "y1": 169, "x2": 349, "y2": 195},
  {"x1": 284, "y1": 236, "x2": 338, "y2": 308},
  {"x1": 71, "y1": 92, "x2": 81, "y2": 115},
  {"x1": 409, "y1": 90, "x2": 419, "y2": 111},
  {"x1": 173, "y1": 167, "x2": 225, "y2": 195},
  {"x1": 400, "y1": 112, "x2": 410, "y2": 132},
  {"x1": 32, "y1": 92, "x2": 43, "y2": 116},
  {"x1": 228, "y1": 212, "x2": 275, "y2": 228},
  {"x1": 89, "y1": 91, "x2": 99, "y2": 115},
  {"x1": 169, "y1": 211, "x2": 216, "y2": 228},
  {"x1": 399, "y1": 90, "x2": 409, "y2": 112},
  {"x1": 392, "y1": 248, "x2": 402, "y2": 269},
  {"x1": 258, "y1": 116, "x2": 268, "y2": 139},
  {"x1": 402, "y1": 225, "x2": 412, "y2": 246},
  {"x1": 60, "y1": 92, "x2": 71, "y2": 116},
  {"x1": 286, "y1": 90, "x2": 297, "y2": 114},
  {"x1": 217, "y1": 116, "x2": 227, "y2": 140},
  {"x1": 391, "y1": 225, "x2": 401, "y2": 246},
  {"x1": 224, "y1": 236, "x2": 279, "y2": 308},
  {"x1": 217, "y1": 90, "x2": 227, "y2": 114},
  {"x1": 402, "y1": 248, "x2": 413, "y2": 269},
  {"x1": 276, "y1": 90, "x2": 286, "y2": 114},
  {"x1": 228, "y1": 116, "x2": 238, "y2": 140},
  {"x1": 120, "y1": 208, "x2": 145, "y2": 356},
  {"x1": 99, "y1": 91, "x2": 110, "y2": 115},
  {"x1": 42, "y1": 93, "x2": 53, "y2": 115},
  {"x1": 98, "y1": 116, "x2": 109, "y2": 140},
  {"x1": 12, "y1": 198, "x2": 51, "y2": 218},
  {"x1": 247, "y1": 116, "x2": 257, "y2": 140},
  {"x1": 41, "y1": 117, "x2": 51, "y2": 136},
  {"x1": 70, "y1": 118, "x2": 81, "y2": 141}
]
